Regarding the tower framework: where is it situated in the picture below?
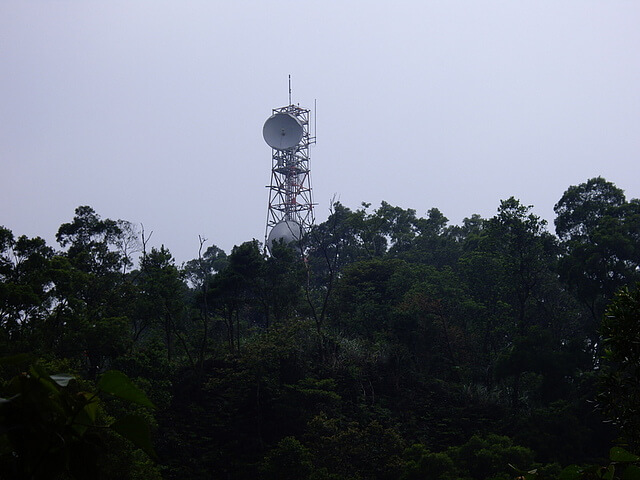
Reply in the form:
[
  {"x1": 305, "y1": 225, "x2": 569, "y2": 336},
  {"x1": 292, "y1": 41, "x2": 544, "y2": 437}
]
[{"x1": 264, "y1": 104, "x2": 315, "y2": 249}]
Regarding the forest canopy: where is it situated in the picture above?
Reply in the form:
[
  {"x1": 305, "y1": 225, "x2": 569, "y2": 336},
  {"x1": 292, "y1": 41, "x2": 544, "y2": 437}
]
[{"x1": 2, "y1": 177, "x2": 640, "y2": 480}]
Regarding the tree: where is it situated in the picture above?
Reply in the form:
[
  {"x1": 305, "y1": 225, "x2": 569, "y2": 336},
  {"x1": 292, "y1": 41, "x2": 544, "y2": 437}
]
[
  {"x1": 56, "y1": 206, "x2": 127, "y2": 276},
  {"x1": 373, "y1": 201, "x2": 417, "y2": 255},
  {"x1": 331, "y1": 258, "x2": 407, "y2": 337},
  {"x1": 260, "y1": 436, "x2": 313, "y2": 480},
  {"x1": 0, "y1": 228, "x2": 54, "y2": 355},
  {"x1": 555, "y1": 177, "x2": 627, "y2": 242},
  {"x1": 401, "y1": 444, "x2": 456, "y2": 480},
  {"x1": 210, "y1": 240, "x2": 264, "y2": 352},
  {"x1": 51, "y1": 207, "x2": 140, "y2": 375},
  {"x1": 409, "y1": 208, "x2": 462, "y2": 267},
  {"x1": 304, "y1": 414, "x2": 405, "y2": 480},
  {"x1": 136, "y1": 246, "x2": 187, "y2": 362},
  {"x1": 599, "y1": 283, "x2": 640, "y2": 452},
  {"x1": 447, "y1": 434, "x2": 536, "y2": 480},
  {"x1": 554, "y1": 178, "x2": 640, "y2": 331},
  {"x1": 394, "y1": 265, "x2": 479, "y2": 383},
  {"x1": 458, "y1": 198, "x2": 566, "y2": 408},
  {"x1": 182, "y1": 240, "x2": 228, "y2": 368},
  {"x1": 182, "y1": 242, "x2": 228, "y2": 290},
  {"x1": 261, "y1": 242, "x2": 306, "y2": 327},
  {"x1": 487, "y1": 198, "x2": 557, "y2": 332},
  {"x1": 304, "y1": 201, "x2": 411, "y2": 342}
]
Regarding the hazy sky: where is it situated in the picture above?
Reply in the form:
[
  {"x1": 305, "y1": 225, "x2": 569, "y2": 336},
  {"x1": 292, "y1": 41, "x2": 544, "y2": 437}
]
[{"x1": 2, "y1": 1, "x2": 639, "y2": 263}]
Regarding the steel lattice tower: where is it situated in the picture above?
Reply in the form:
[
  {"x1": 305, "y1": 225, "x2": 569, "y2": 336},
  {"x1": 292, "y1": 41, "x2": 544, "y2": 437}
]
[{"x1": 263, "y1": 103, "x2": 315, "y2": 251}]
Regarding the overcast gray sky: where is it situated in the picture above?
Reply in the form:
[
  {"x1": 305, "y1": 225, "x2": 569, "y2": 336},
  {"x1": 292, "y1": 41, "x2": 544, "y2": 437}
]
[{"x1": 2, "y1": 1, "x2": 639, "y2": 263}]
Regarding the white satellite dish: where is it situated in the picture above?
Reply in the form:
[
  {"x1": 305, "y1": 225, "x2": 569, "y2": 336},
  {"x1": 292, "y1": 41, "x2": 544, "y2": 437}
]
[
  {"x1": 267, "y1": 220, "x2": 302, "y2": 251},
  {"x1": 263, "y1": 113, "x2": 303, "y2": 150}
]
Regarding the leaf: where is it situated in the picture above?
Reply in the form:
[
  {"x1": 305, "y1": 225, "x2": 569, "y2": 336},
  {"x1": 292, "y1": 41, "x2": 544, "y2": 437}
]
[
  {"x1": 50, "y1": 374, "x2": 75, "y2": 387},
  {"x1": 508, "y1": 463, "x2": 537, "y2": 476},
  {"x1": 97, "y1": 370, "x2": 155, "y2": 408},
  {"x1": 81, "y1": 394, "x2": 99, "y2": 423},
  {"x1": 72, "y1": 393, "x2": 101, "y2": 437},
  {"x1": 73, "y1": 392, "x2": 99, "y2": 431},
  {"x1": 611, "y1": 447, "x2": 640, "y2": 463},
  {"x1": 602, "y1": 464, "x2": 615, "y2": 480},
  {"x1": 110, "y1": 414, "x2": 157, "y2": 460},
  {"x1": 623, "y1": 465, "x2": 640, "y2": 480},
  {"x1": 29, "y1": 364, "x2": 60, "y2": 396},
  {"x1": 559, "y1": 465, "x2": 583, "y2": 480},
  {"x1": 0, "y1": 353, "x2": 33, "y2": 366}
]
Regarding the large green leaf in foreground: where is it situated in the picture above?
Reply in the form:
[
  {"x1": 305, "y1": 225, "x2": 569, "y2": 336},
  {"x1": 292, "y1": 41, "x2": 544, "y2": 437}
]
[{"x1": 97, "y1": 370, "x2": 155, "y2": 408}]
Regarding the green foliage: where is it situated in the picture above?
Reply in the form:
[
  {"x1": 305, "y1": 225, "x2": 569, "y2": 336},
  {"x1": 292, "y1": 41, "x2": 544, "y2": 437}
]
[
  {"x1": 261, "y1": 436, "x2": 313, "y2": 480},
  {"x1": 0, "y1": 229, "x2": 55, "y2": 356},
  {"x1": 304, "y1": 414, "x2": 405, "y2": 480},
  {"x1": 448, "y1": 434, "x2": 535, "y2": 480},
  {"x1": 134, "y1": 246, "x2": 188, "y2": 362},
  {"x1": 557, "y1": 447, "x2": 640, "y2": 480},
  {"x1": 2, "y1": 183, "x2": 639, "y2": 479},
  {"x1": 332, "y1": 258, "x2": 407, "y2": 336},
  {"x1": 600, "y1": 284, "x2": 640, "y2": 450},
  {"x1": 508, "y1": 398, "x2": 611, "y2": 465},
  {"x1": 183, "y1": 243, "x2": 228, "y2": 288},
  {"x1": 0, "y1": 361, "x2": 156, "y2": 479},
  {"x1": 401, "y1": 444, "x2": 457, "y2": 480},
  {"x1": 97, "y1": 370, "x2": 156, "y2": 409},
  {"x1": 111, "y1": 338, "x2": 174, "y2": 409},
  {"x1": 554, "y1": 177, "x2": 626, "y2": 242},
  {"x1": 56, "y1": 205, "x2": 127, "y2": 275},
  {"x1": 554, "y1": 178, "x2": 640, "y2": 331},
  {"x1": 400, "y1": 435, "x2": 542, "y2": 480}
]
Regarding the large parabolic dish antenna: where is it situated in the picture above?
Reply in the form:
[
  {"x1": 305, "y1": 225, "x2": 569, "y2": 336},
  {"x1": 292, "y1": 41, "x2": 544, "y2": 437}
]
[{"x1": 263, "y1": 113, "x2": 304, "y2": 150}]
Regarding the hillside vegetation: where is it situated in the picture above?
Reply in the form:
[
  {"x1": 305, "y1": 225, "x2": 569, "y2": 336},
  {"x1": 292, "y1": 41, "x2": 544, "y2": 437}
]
[{"x1": 2, "y1": 177, "x2": 640, "y2": 479}]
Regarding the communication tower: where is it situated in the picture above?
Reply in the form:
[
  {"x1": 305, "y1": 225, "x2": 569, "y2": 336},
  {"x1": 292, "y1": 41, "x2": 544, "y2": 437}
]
[{"x1": 263, "y1": 88, "x2": 315, "y2": 251}]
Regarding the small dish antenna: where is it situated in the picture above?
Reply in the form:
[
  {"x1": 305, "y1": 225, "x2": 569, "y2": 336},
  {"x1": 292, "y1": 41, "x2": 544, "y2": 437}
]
[{"x1": 263, "y1": 113, "x2": 303, "y2": 150}]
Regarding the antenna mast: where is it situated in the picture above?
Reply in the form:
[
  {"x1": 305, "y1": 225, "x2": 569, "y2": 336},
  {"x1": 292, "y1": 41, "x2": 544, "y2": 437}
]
[{"x1": 262, "y1": 85, "x2": 316, "y2": 252}]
